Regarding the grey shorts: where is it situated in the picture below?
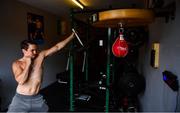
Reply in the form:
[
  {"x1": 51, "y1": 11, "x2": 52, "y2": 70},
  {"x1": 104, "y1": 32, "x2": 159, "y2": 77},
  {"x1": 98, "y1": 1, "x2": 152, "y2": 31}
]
[{"x1": 7, "y1": 93, "x2": 49, "y2": 113}]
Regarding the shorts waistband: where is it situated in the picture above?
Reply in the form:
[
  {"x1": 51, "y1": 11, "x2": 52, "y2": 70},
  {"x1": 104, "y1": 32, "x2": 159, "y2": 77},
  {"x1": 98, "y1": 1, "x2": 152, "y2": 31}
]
[{"x1": 15, "y1": 92, "x2": 42, "y2": 99}]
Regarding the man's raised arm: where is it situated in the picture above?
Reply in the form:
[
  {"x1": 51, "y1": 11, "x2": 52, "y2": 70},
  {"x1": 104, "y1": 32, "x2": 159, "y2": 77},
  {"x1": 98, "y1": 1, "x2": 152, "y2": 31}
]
[{"x1": 43, "y1": 32, "x2": 75, "y2": 57}]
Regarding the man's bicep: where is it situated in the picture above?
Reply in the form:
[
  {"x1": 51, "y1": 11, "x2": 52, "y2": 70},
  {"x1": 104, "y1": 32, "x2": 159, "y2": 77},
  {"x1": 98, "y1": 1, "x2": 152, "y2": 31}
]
[
  {"x1": 12, "y1": 62, "x2": 22, "y2": 79},
  {"x1": 43, "y1": 45, "x2": 59, "y2": 57}
]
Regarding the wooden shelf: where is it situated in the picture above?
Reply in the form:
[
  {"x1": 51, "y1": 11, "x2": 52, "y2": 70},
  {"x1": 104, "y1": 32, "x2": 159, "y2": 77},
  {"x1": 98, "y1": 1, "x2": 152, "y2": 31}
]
[{"x1": 91, "y1": 9, "x2": 155, "y2": 28}]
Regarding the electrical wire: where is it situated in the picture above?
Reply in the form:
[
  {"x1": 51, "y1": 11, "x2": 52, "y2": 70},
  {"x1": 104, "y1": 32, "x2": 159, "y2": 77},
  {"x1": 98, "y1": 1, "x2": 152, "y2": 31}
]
[{"x1": 175, "y1": 85, "x2": 179, "y2": 112}]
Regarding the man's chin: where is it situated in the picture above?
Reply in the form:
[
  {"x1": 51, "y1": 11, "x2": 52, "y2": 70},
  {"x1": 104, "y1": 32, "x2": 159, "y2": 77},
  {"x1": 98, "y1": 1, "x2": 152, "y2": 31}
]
[{"x1": 31, "y1": 56, "x2": 36, "y2": 59}]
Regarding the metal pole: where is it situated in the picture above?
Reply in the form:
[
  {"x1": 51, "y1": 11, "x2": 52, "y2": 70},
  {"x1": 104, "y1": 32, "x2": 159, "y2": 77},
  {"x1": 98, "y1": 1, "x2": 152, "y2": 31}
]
[
  {"x1": 112, "y1": 30, "x2": 117, "y2": 83},
  {"x1": 69, "y1": 10, "x2": 74, "y2": 111},
  {"x1": 85, "y1": 19, "x2": 90, "y2": 81},
  {"x1": 105, "y1": 27, "x2": 111, "y2": 112},
  {"x1": 69, "y1": 52, "x2": 74, "y2": 111}
]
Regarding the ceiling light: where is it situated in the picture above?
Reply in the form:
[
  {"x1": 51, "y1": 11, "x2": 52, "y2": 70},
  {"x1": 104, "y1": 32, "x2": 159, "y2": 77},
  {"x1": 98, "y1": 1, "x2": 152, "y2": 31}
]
[{"x1": 72, "y1": 0, "x2": 84, "y2": 9}]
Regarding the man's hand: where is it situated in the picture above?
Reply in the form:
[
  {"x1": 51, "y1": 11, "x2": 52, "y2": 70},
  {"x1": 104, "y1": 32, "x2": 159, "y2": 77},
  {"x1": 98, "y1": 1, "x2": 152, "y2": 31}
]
[{"x1": 25, "y1": 57, "x2": 32, "y2": 66}]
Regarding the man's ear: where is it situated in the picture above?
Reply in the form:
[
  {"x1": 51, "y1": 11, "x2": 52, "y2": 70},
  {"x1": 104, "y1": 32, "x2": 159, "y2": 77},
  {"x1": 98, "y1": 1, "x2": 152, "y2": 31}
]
[{"x1": 22, "y1": 49, "x2": 26, "y2": 54}]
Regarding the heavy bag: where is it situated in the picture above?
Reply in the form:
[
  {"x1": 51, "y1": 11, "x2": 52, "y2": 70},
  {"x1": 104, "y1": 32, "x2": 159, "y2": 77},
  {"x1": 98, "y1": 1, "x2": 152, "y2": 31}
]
[
  {"x1": 118, "y1": 72, "x2": 145, "y2": 96},
  {"x1": 112, "y1": 32, "x2": 128, "y2": 57}
]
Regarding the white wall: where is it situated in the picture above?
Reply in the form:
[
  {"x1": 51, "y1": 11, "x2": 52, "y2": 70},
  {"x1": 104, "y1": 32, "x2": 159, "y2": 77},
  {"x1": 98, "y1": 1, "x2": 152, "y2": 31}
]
[
  {"x1": 139, "y1": 0, "x2": 180, "y2": 111},
  {"x1": 0, "y1": 0, "x2": 69, "y2": 110}
]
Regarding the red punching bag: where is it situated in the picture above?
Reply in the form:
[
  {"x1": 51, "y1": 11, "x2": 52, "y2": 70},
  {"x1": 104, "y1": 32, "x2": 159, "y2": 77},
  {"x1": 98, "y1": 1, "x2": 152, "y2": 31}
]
[{"x1": 112, "y1": 32, "x2": 128, "y2": 57}]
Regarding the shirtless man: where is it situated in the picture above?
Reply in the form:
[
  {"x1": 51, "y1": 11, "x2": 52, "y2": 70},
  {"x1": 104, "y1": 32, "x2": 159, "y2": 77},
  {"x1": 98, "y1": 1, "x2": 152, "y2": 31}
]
[{"x1": 7, "y1": 32, "x2": 75, "y2": 112}]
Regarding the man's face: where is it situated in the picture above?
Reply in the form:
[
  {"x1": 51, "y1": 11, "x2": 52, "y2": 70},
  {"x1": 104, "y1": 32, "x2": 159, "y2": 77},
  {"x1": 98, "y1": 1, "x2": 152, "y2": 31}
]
[{"x1": 23, "y1": 44, "x2": 38, "y2": 59}]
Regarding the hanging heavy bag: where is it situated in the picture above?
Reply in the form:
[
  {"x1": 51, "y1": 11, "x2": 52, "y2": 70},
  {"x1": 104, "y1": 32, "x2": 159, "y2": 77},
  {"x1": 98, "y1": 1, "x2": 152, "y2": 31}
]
[
  {"x1": 112, "y1": 32, "x2": 128, "y2": 57},
  {"x1": 118, "y1": 72, "x2": 145, "y2": 96}
]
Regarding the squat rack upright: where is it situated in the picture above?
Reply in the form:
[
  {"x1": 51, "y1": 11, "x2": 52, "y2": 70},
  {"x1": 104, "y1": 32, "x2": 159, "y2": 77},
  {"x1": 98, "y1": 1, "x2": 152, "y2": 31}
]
[{"x1": 68, "y1": 8, "x2": 113, "y2": 112}]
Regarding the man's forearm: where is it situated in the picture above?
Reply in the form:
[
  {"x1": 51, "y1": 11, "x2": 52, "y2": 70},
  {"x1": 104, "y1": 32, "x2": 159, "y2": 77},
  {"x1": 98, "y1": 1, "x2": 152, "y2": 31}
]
[
  {"x1": 56, "y1": 32, "x2": 75, "y2": 50},
  {"x1": 43, "y1": 32, "x2": 75, "y2": 57},
  {"x1": 17, "y1": 64, "x2": 31, "y2": 85}
]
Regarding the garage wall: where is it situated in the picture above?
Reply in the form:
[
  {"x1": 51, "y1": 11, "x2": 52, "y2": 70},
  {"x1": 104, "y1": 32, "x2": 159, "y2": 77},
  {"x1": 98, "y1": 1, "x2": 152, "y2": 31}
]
[{"x1": 139, "y1": 0, "x2": 180, "y2": 111}]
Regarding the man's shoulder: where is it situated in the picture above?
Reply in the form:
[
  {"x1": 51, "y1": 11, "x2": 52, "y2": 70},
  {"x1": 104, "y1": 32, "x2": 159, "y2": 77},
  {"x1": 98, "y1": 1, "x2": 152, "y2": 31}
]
[{"x1": 12, "y1": 59, "x2": 23, "y2": 65}]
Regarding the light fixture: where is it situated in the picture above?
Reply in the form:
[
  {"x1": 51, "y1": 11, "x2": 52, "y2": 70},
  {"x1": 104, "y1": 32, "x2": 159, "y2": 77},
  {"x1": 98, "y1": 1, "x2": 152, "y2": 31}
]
[{"x1": 72, "y1": 0, "x2": 84, "y2": 9}]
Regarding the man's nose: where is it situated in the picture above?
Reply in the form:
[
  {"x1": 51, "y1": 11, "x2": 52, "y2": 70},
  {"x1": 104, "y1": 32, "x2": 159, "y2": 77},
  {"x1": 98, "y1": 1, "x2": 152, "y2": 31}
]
[{"x1": 33, "y1": 51, "x2": 37, "y2": 54}]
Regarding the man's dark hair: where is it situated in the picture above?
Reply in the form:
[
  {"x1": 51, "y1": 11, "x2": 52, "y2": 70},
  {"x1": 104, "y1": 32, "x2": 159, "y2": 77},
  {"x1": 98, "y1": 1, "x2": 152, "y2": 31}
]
[{"x1": 20, "y1": 40, "x2": 37, "y2": 50}]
